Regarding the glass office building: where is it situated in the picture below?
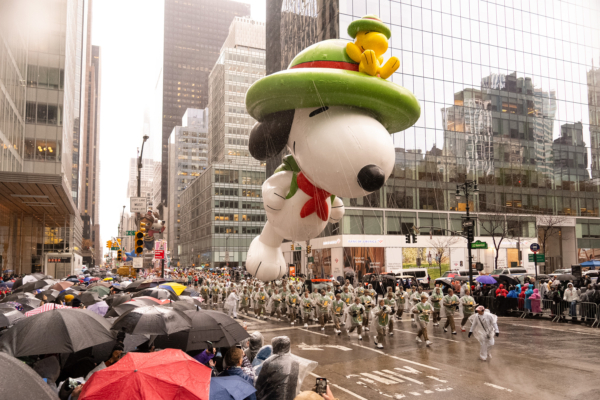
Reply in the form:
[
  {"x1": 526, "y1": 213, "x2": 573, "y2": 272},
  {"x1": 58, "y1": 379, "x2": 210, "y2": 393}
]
[{"x1": 271, "y1": 0, "x2": 600, "y2": 276}]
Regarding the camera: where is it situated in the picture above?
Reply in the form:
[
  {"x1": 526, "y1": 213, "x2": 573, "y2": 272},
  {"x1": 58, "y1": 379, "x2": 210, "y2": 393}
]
[{"x1": 314, "y1": 377, "x2": 327, "y2": 395}]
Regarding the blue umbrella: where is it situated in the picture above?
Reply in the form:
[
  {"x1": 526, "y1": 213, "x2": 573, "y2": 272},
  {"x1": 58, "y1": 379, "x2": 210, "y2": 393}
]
[
  {"x1": 581, "y1": 260, "x2": 600, "y2": 269},
  {"x1": 209, "y1": 376, "x2": 256, "y2": 400},
  {"x1": 476, "y1": 275, "x2": 497, "y2": 284},
  {"x1": 84, "y1": 277, "x2": 92, "y2": 282},
  {"x1": 159, "y1": 284, "x2": 176, "y2": 293}
]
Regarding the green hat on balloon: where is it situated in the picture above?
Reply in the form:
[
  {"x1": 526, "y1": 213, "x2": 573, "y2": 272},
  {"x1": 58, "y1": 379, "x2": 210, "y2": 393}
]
[
  {"x1": 347, "y1": 14, "x2": 391, "y2": 39},
  {"x1": 246, "y1": 26, "x2": 420, "y2": 133}
]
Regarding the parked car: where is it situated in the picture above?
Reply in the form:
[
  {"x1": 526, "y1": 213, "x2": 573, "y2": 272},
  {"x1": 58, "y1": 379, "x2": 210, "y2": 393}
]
[
  {"x1": 549, "y1": 268, "x2": 571, "y2": 276},
  {"x1": 491, "y1": 268, "x2": 529, "y2": 277},
  {"x1": 441, "y1": 270, "x2": 481, "y2": 278},
  {"x1": 395, "y1": 268, "x2": 431, "y2": 288},
  {"x1": 583, "y1": 270, "x2": 599, "y2": 284}
]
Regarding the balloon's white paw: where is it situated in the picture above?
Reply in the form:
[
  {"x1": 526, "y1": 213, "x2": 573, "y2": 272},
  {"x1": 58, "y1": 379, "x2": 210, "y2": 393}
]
[{"x1": 246, "y1": 235, "x2": 286, "y2": 282}]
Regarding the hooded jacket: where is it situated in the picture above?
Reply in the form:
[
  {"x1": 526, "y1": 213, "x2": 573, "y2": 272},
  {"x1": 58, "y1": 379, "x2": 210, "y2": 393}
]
[
  {"x1": 245, "y1": 331, "x2": 264, "y2": 363},
  {"x1": 529, "y1": 289, "x2": 542, "y2": 313},
  {"x1": 495, "y1": 284, "x2": 508, "y2": 297}
]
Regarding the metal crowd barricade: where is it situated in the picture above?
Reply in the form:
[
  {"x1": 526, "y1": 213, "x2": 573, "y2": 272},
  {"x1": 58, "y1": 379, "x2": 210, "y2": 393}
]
[{"x1": 578, "y1": 302, "x2": 600, "y2": 328}]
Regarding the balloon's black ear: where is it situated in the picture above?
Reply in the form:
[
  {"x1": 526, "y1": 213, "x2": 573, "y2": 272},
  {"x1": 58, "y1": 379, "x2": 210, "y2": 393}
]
[{"x1": 249, "y1": 110, "x2": 295, "y2": 161}]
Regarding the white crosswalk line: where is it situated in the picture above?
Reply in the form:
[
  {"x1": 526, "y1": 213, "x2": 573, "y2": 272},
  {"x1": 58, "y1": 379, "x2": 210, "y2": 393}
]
[
  {"x1": 360, "y1": 377, "x2": 375, "y2": 384},
  {"x1": 350, "y1": 343, "x2": 440, "y2": 371},
  {"x1": 393, "y1": 370, "x2": 424, "y2": 385},
  {"x1": 309, "y1": 372, "x2": 367, "y2": 400},
  {"x1": 381, "y1": 369, "x2": 407, "y2": 381},
  {"x1": 409, "y1": 392, "x2": 421, "y2": 396},
  {"x1": 485, "y1": 383, "x2": 513, "y2": 392},
  {"x1": 435, "y1": 388, "x2": 453, "y2": 392},
  {"x1": 373, "y1": 370, "x2": 405, "y2": 383},
  {"x1": 423, "y1": 390, "x2": 434, "y2": 394},
  {"x1": 394, "y1": 366, "x2": 421, "y2": 375},
  {"x1": 360, "y1": 372, "x2": 398, "y2": 385},
  {"x1": 426, "y1": 376, "x2": 448, "y2": 383}
]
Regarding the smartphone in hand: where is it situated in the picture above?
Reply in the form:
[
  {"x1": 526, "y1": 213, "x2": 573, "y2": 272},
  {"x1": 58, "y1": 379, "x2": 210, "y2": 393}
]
[{"x1": 315, "y1": 377, "x2": 327, "y2": 395}]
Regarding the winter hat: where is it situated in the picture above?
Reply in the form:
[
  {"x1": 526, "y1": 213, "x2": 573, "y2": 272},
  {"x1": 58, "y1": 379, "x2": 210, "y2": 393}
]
[{"x1": 476, "y1": 305, "x2": 485, "y2": 312}]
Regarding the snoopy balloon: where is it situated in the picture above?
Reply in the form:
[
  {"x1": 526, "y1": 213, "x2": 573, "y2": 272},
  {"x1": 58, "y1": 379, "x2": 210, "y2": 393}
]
[{"x1": 244, "y1": 15, "x2": 420, "y2": 282}]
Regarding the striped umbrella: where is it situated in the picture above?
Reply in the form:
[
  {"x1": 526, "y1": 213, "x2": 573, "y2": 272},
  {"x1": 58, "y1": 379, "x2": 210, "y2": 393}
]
[{"x1": 25, "y1": 303, "x2": 71, "y2": 317}]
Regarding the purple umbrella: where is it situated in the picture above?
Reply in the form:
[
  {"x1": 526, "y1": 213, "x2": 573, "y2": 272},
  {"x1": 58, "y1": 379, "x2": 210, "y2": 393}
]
[
  {"x1": 476, "y1": 275, "x2": 497, "y2": 284},
  {"x1": 87, "y1": 300, "x2": 109, "y2": 316}
]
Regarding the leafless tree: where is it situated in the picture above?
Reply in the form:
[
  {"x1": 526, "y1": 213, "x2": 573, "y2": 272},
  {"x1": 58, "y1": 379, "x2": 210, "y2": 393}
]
[
  {"x1": 537, "y1": 215, "x2": 570, "y2": 258},
  {"x1": 478, "y1": 209, "x2": 520, "y2": 270},
  {"x1": 429, "y1": 236, "x2": 462, "y2": 276}
]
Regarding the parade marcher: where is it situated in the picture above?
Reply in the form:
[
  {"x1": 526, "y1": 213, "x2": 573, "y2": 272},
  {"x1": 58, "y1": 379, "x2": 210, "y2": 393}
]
[
  {"x1": 310, "y1": 287, "x2": 320, "y2": 321},
  {"x1": 268, "y1": 288, "x2": 283, "y2": 320},
  {"x1": 442, "y1": 288, "x2": 459, "y2": 334},
  {"x1": 332, "y1": 293, "x2": 345, "y2": 335},
  {"x1": 383, "y1": 292, "x2": 396, "y2": 336},
  {"x1": 254, "y1": 286, "x2": 269, "y2": 319},
  {"x1": 287, "y1": 287, "x2": 300, "y2": 325},
  {"x1": 429, "y1": 286, "x2": 443, "y2": 326},
  {"x1": 239, "y1": 288, "x2": 251, "y2": 315},
  {"x1": 416, "y1": 293, "x2": 433, "y2": 346},
  {"x1": 346, "y1": 297, "x2": 365, "y2": 340},
  {"x1": 280, "y1": 285, "x2": 289, "y2": 318},
  {"x1": 395, "y1": 286, "x2": 407, "y2": 320},
  {"x1": 410, "y1": 286, "x2": 425, "y2": 322},
  {"x1": 360, "y1": 289, "x2": 374, "y2": 332},
  {"x1": 460, "y1": 288, "x2": 475, "y2": 332},
  {"x1": 372, "y1": 299, "x2": 391, "y2": 349},
  {"x1": 317, "y1": 289, "x2": 331, "y2": 331},
  {"x1": 301, "y1": 291, "x2": 316, "y2": 328},
  {"x1": 224, "y1": 288, "x2": 239, "y2": 318},
  {"x1": 211, "y1": 282, "x2": 221, "y2": 310},
  {"x1": 468, "y1": 305, "x2": 499, "y2": 361},
  {"x1": 366, "y1": 284, "x2": 377, "y2": 301},
  {"x1": 200, "y1": 281, "x2": 210, "y2": 304},
  {"x1": 341, "y1": 286, "x2": 354, "y2": 308}
]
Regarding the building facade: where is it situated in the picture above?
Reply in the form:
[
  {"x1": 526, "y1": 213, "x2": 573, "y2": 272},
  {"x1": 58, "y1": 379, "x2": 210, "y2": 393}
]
[
  {"x1": 207, "y1": 17, "x2": 266, "y2": 166},
  {"x1": 266, "y1": 0, "x2": 600, "y2": 278},
  {"x1": 161, "y1": 0, "x2": 251, "y2": 207},
  {"x1": 0, "y1": 0, "x2": 85, "y2": 274},
  {"x1": 179, "y1": 163, "x2": 266, "y2": 268},
  {"x1": 167, "y1": 108, "x2": 209, "y2": 261},
  {"x1": 127, "y1": 157, "x2": 157, "y2": 210}
]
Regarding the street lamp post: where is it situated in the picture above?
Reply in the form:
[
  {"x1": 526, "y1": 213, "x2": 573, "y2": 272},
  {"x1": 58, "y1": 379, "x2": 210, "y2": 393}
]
[{"x1": 456, "y1": 180, "x2": 479, "y2": 291}]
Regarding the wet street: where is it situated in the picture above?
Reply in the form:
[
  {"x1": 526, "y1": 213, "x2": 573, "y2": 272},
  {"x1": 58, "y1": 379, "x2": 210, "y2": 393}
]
[{"x1": 236, "y1": 312, "x2": 600, "y2": 400}]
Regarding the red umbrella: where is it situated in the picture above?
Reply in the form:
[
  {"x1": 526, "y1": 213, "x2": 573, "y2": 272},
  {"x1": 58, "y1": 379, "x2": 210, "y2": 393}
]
[
  {"x1": 51, "y1": 281, "x2": 73, "y2": 291},
  {"x1": 79, "y1": 349, "x2": 211, "y2": 400}
]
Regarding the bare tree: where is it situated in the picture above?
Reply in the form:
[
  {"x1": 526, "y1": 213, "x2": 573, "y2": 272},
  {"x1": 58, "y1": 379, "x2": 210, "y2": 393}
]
[
  {"x1": 537, "y1": 215, "x2": 569, "y2": 256},
  {"x1": 478, "y1": 209, "x2": 519, "y2": 270},
  {"x1": 429, "y1": 236, "x2": 462, "y2": 276}
]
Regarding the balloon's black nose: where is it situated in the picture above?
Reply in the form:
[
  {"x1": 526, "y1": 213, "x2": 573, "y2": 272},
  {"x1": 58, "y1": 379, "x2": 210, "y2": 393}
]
[{"x1": 357, "y1": 164, "x2": 385, "y2": 192}]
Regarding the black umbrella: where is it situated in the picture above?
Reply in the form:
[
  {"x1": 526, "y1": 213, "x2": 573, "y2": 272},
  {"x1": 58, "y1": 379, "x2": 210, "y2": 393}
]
[
  {"x1": 79, "y1": 291, "x2": 102, "y2": 306},
  {"x1": 1, "y1": 292, "x2": 36, "y2": 303},
  {"x1": 14, "y1": 297, "x2": 42, "y2": 311},
  {"x1": 133, "y1": 288, "x2": 179, "y2": 301},
  {"x1": 0, "y1": 309, "x2": 114, "y2": 357},
  {"x1": 0, "y1": 309, "x2": 25, "y2": 327},
  {"x1": 12, "y1": 280, "x2": 48, "y2": 293},
  {"x1": 164, "y1": 301, "x2": 197, "y2": 312},
  {"x1": 178, "y1": 296, "x2": 203, "y2": 307},
  {"x1": 556, "y1": 274, "x2": 576, "y2": 281},
  {"x1": 105, "y1": 293, "x2": 132, "y2": 308},
  {"x1": 35, "y1": 289, "x2": 60, "y2": 302},
  {"x1": 153, "y1": 309, "x2": 250, "y2": 351},
  {"x1": 0, "y1": 352, "x2": 60, "y2": 400},
  {"x1": 104, "y1": 297, "x2": 162, "y2": 318},
  {"x1": 496, "y1": 275, "x2": 520, "y2": 286},
  {"x1": 181, "y1": 288, "x2": 200, "y2": 297},
  {"x1": 111, "y1": 305, "x2": 192, "y2": 335}
]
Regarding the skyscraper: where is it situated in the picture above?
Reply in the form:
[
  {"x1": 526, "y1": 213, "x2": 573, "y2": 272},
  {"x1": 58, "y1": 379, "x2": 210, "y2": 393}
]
[
  {"x1": 161, "y1": 0, "x2": 251, "y2": 207},
  {"x1": 0, "y1": 0, "x2": 86, "y2": 274}
]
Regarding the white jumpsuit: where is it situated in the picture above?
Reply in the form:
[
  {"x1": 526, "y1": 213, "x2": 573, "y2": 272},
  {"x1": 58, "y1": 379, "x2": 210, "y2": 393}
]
[{"x1": 468, "y1": 310, "x2": 499, "y2": 361}]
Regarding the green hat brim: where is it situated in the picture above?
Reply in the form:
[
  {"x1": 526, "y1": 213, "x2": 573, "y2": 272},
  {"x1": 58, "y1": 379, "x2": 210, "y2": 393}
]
[
  {"x1": 348, "y1": 18, "x2": 391, "y2": 39},
  {"x1": 246, "y1": 68, "x2": 420, "y2": 134}
]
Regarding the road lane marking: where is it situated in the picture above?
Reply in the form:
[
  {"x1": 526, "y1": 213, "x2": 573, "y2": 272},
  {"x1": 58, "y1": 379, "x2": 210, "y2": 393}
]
[
  {"x1": 309, "y1": 372, "x2": 368, "y2": 400},
  {"x1": 393, "y1": 366, "x2": 421, "y2": 375},
  {"x1": 392, "y1": 370, "x2": 424, "y2": 385},
  {"x1": 373, "y1": 370, "x2": 405, "y2": 383},
  {"x1": 360, "y1": 372, "x2": 398, "y2": 385},
  {"x1": 360, "y1": 377, "x2": 375, "y2": 384},
  {"x1": 423, "y1": 390, "x2": 434, "y2": 394},
  {"x1": 349, "y1": 343, "x2": 440, "y2": 371},
  {"x1": 300, "y1": 328, "x2": 329, "y2": 337},
  {"x1": 236, "y1": 314, "x2": 266, "y2": 323},
  {"x1": 426, "y1": 376, "x2": 448, "y2": 383},
  {"x1": 393, "y1": 329, "x2": 460, "y2": 343},
  {"x1": 409, "y1": 392, "x2": 421, "y2": 396},
  {"x1": 485, "y1": 383, "x2": 513, "y2": 392},
  {"x1": 435, "y1": 388, "x2": 453, "y2": 392}
]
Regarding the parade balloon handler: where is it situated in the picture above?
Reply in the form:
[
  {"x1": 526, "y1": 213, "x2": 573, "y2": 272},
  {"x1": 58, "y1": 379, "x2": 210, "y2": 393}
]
[{"x1": 243, "y1": 16, "x2": 420, "y2": 282}]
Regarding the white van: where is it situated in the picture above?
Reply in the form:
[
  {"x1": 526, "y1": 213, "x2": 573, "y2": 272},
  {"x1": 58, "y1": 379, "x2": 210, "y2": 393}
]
[{"x1": 395, "y1": 268, "x2": 431, "y2": 288}]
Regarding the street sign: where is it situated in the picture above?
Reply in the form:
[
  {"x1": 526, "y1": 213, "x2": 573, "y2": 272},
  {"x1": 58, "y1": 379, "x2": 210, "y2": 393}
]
[
  {"x1": 462, "y1": 220, "x2": 474, "y2": 227},
  {"x1": 308, "y1": 257, "x2": 314, "y2": 263},
  {"x1": 530, "y1": 243, "x2": 540, "y2": 252},
  {"x1": 154, "y1": 249, "x2": 165, "y2": 260},
  {"x1": 126, "y1": 231, "x2": 136, "y2": 236},
  {"x1": 132, "y1": 258, "x2": 143, "y2": 269},
  {"x1": 130, "y1": 197, "x2": 147, "y2": 213},
  {"x1": 110, "y1": 247, "x2": 120, "y2": 250},
  {"x1": 528, "y1": 254, "x2": 545, "y2": 262},
  {"x1": 470, "y1": 240, "x2": 488, "y2": 249}
]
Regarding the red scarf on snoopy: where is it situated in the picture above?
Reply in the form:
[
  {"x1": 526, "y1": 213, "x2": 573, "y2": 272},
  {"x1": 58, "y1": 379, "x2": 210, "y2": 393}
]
[{"x1": 297, "y1": 172, "x2": 330, "y2": 221}]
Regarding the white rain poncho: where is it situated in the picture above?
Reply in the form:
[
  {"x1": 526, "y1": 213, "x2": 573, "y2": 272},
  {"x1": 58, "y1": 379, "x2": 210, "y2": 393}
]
[
  {"x1": 224, "y1": 292, "x2": 239, "y2": 312},
  {"x1": 299, "y1": 295, "x2": 315, "y2": 319},
  {"x1": 255, "y1": 336, "x2": 317, "y2": 400},
  {"x1": 343, "y1": 302, "x2": 365, "y2": 327},
  {"x1": 369, "y1": 304, "x2": 392, "y2": 332},
  {"x1": 468, "y1": 310, "x2": 499, "y2": 348},
  {"x1": 315, "y1": 294, "x2": 332, "y2": 318},
  {"x1": 245, "y1": 331, "x2": 264, "y2": 363}
]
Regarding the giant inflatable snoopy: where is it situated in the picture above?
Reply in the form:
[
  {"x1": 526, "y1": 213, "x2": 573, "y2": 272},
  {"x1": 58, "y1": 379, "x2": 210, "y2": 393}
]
[{"x1": 244, "y1": 15, "x2": 420, "y2": 281}]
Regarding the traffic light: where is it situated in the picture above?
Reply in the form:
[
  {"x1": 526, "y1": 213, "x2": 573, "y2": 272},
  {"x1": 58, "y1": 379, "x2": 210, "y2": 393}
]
[
  {"x1": 106, "y1": 240, "x2": 112, "y2": 249},
  {"x1": 116, "y1": 238, "x2": 122, "y2": 247},
  {"x1": 411, "y1": 234, "x2": 417, "y2": 244},
  {"x1": 466, "y1": 226, "x2": 474, "y2": 242},
  {"x1": 307, "y1": 245, "x2": 312, "y2": 254},
  {"x1": 140, "y1": 222, "x2": 147, "y2": 233},
  {"x1": 405, "y1": 234, "x2": 410, "y2": 243},
  {"x1": 117, "y1": 249, "x2": 122, "y2": 261},
  {"x1": 291, "y1": 244, "x2": 294, "y2": 251},
  {"x1": 135, "y1": 230, "x2": 144, "y2": 255}
]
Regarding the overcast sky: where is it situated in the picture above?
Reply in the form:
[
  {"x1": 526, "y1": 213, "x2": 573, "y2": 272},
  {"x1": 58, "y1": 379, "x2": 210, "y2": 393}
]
[{"x1": 94, "y1": 0, "x2": 265, "y2": 254}]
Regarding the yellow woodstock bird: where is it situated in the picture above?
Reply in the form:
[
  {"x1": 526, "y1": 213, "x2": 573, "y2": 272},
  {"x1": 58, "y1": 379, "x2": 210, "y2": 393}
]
[{"x1": 346, "y1": 15, "x2": 399, "y2": 79}]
